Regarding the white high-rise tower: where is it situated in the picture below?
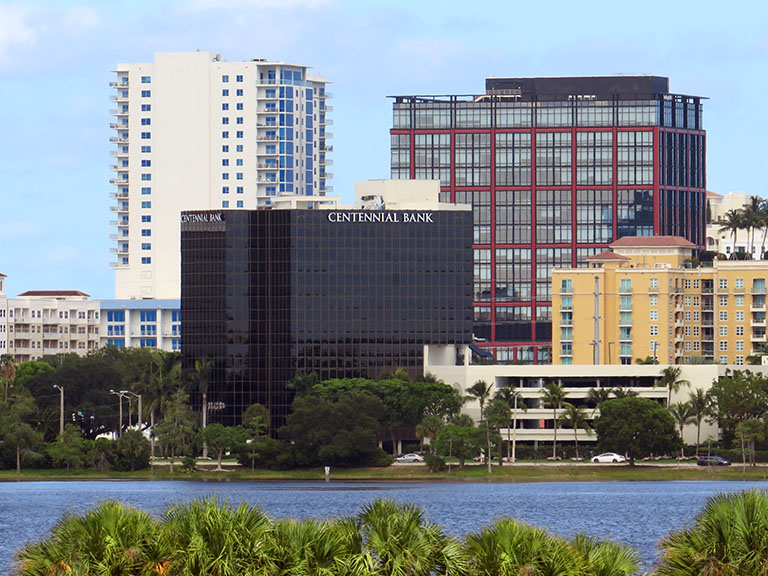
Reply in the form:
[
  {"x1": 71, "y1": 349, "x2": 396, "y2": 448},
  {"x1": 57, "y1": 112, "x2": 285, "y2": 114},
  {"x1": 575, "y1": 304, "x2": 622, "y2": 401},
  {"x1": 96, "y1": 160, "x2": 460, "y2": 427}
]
[{"x1": 109, "y1": 52, "x2": 333, "y2": 299}]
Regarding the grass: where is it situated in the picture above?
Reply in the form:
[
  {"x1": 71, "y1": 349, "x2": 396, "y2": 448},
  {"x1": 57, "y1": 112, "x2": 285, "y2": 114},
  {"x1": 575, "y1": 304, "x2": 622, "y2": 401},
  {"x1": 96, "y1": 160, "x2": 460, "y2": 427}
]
[{"x1": 2, "y1": 460, "x2": 768, "y2": 483}]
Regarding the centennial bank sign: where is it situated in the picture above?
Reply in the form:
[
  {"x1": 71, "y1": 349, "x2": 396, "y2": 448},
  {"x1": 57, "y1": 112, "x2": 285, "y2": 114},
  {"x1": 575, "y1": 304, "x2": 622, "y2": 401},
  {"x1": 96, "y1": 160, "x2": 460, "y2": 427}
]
[
  {"x1": 327, "y1": 211, "x2": 434, "y2": 223},
  {"x1": 180, "y1": 212, "x2": 225, "y2": 224}
]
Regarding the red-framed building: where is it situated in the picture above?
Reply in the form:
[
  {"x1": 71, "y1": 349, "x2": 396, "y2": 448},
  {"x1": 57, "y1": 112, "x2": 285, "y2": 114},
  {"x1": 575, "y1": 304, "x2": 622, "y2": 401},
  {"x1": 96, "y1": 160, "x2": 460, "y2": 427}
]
[{"x1": 390, "y1": 76, "x2": 706, "y2": 364}]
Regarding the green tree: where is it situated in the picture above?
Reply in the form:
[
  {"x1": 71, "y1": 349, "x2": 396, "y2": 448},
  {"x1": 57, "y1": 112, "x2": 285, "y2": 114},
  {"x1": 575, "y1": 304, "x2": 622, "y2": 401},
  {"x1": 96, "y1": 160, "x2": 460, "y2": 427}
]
[
  {"x1": 557, "y1": 404, "x2": 593, "y2": 460},
  {"x1": 281, "y1": 392, "x2": 388, "y2": 467},
  {"x1": 485, "y1": 398, "x2": 510, "y2": 466},
  {"x1": 415, "y1": 413, "x2": 444, "y2": 454},
  {"x1": 657, "y1": 490, "x2": 768, "y2": 576},
  {"x1": 465, "y1": 379, "x2": 493, "y2": 473},
  {"x1": 718, "y1": 208, "x2": 746, "y2": 255},
  {"x1": 541, "y1": 381, "x2": 568, "y2": 459},
  {"x1": 0, "y1": 353, "x2": 18, "y2": 402},
  {"x1": 495, "y1": 385, "x2": 526, "y2": 462},
  {"x1": 0, "y1": 388, "x2": 39, "y2": 473},
  {"x1": 47, "y1": 424, "x2": 86, "y2": 470},
  {"x1": 152, "y1": 388, "x2": 196, "y2": 473},
  {"x1": 669, "y1": 402, "x2": 694, "y2": 458},
  {"x1": 708, "y1": 369, "x2": 768, "y2": 443},
  {"x1": 190, "y1": 357, "x2": 212, "y2": 457},
  {"x1": 587, "y1": 386, "x2": 613, "y2": 416},
  {"x1": 735, "y1": 418, "x2": 764, "y2": 468},
  {"x1": 656, "y1": 366, "x2": 691, "y2": 407},
  {"x1": 434, "y1": 415, "x2": 485, "y2": 468},
  {"x1": 594, "y1": 397, "x2": 681, "y2": 465},
  {"x1": 197, "y1": 423, "x2": 247, "y2": 471},
  {"x1": 242, "y1": 402, "x2": 270, "y2": 435},
  {"x1": 611, "y1": 386, "x2": 638, "y2": 399},
  {"x1": 687, "y1": 388, "x2": 710, "y2": 456},
  {"x1": 113, "y1": 428, "x2": 151, "y2": 471}
]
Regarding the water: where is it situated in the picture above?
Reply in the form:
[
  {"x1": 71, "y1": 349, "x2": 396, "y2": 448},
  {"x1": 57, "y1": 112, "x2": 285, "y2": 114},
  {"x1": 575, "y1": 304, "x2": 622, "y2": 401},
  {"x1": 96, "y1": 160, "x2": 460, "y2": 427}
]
[{"x1": 2, "y1": 479, "x2": 766, "y2": 573}]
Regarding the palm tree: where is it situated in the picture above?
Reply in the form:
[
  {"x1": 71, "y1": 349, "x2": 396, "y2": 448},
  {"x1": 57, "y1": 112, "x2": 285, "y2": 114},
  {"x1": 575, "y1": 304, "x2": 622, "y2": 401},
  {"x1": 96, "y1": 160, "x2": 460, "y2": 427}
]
[
  {"x1": 669, "y1": 402, "x2": 694, "y2": 458},
  {"x1": 611, "y1": 386, "x2": 638, "y2": 399},
  {"x1": 718, "y1": 208, "x2": 746, "y2": 256},
  {"x1": 270, "y1": 518, "x2": 353, "y2": 575},
  {"x1": 656, "y1": 490, "x2": 768, "y2": 576},
  {"x1": 687, "y1": 388, "x2": 710, "y2": 456},
  {"x1": 495, "y1": 385, "x2": 526, "y2": 462},
  {"x1": 357, "y1": 499, "x2": 468, "y2": 576},
  {"x1": 656, "y1": 366, "x2": 691, "y2": 407},
  {"x1": 191, "y1": 357, "x2": 212, "y2": 457},
  {"x1": 557, "y1": 404, "x2": 593, "y2": 460},
  {"x1": 741, "y1": 196, "x2": 765, "y2": 256},
  {"x1": 587, "y1": 386, "x2": 612, "y2": 416},
  {"x1": 541, "y1": 381, "x2": 568, "y2": 459},
  {"x1": 465, "y1": 379, "x2": 494, "y2": 473},
  {"x1": 0, "y1": 353, "x2": 16, "y2": 402}
]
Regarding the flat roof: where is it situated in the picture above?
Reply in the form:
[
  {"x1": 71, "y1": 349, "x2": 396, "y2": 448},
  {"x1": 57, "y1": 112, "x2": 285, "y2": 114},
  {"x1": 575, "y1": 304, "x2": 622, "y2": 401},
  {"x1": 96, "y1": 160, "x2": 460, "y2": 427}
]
[{"x1": 99, "y1": 299, "x2": 180, "y2": 309}]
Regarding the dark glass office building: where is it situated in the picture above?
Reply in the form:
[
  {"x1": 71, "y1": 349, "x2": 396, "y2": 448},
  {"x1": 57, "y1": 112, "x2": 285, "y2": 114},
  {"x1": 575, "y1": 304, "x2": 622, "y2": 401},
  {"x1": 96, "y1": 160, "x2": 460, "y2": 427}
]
[
  {"x1": 181, "y1": 208, "x2": 473, "y2": 428},
  {"x1": 390, "y1": 75, "x2": 706, "y2": 364}
]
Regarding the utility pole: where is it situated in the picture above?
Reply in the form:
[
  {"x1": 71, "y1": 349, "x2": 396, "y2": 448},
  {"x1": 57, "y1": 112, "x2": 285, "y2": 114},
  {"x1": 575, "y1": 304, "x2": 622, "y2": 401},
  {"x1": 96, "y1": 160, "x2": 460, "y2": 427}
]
[
  {"x1": 53, "y1": 385, "x2": 64, "y2": 438},
  {"x1": 110, "y1": 389, "x2": 127, "y2": 438},
  {"x1": 123, "y1": 390, "x2": 142, "y2": 431}
]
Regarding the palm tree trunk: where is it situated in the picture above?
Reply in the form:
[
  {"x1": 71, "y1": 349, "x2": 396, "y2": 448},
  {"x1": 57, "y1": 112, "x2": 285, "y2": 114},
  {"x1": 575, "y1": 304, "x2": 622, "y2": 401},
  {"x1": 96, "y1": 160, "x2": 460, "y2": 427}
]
[
  {"x1": 679, "y1": 425, "x2": 685, "y2": 458},
  {"x1": 201, "y1": 393, "x2": 208, "y2": 459},
  {"x1": 507, "y1": 420, "x2": 511, "y2": 461},
  {"x1": 16, "y1": 444, "x2": 20, "y2": 474},
  {"x1": 574, "y1": 427, "x2": 579, "y2": 460},
  {"x1": 217, "y1": 447, "x2": 224, "y2": 472},
  {"x1": 485, "y1": 421, "x2": 492, "y2": 474},
  {"x1": 150, "y1": 409, "x2": 156, "y2": 458},
  {"x1": 552, "y1": 407, "x2": 558, "y2": 459},
  {"x1": 696, "y1": 419, "x2": 701, "y2": 457}
]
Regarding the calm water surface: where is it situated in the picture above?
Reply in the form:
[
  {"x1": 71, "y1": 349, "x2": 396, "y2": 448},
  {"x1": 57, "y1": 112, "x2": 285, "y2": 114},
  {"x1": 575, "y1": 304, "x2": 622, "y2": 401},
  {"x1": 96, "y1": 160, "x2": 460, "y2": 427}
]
[{"x1": 2, "y1": 479, "x2": 767, "y2": 573}]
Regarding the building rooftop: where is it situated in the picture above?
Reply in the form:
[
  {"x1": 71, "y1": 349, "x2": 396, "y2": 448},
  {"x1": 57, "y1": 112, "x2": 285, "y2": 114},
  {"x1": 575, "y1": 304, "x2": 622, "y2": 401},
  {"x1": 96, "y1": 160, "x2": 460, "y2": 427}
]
[
  {"x1": 485, "y1": 75, "x2": 670, "y2": 100},
  {"x1": 586, "y1": 251, "x2": 632, "y2": 261},
  {"x1": 17, "y1": 290, "x2": 90, "y2": 298},
  {"x1": 611, "y1": 236, "x2": 696, "y2": 248},
  {"x1": 99, "y1": 299, "x2": 180, "y2": 309}
]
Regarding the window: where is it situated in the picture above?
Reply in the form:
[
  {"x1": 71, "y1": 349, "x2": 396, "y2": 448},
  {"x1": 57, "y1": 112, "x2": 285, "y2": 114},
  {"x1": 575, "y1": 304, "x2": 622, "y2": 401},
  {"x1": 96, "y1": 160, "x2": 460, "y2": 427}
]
[
  {"x1": 720, "y1": 310, "x2": 728, "y2": 321},
  {"x1": 236, "y1": 89, "x2": 243, "y2": 96},
  {"x1": 141, "y1": 146, "x2": 151, "y2": 153},
  {"x1": 650, "y1": 278, "x2": 658, "y2": 290},
  {"x1": 141, "y1": 104, "x2": 151, "y2": 111},
  {"x1": 620, "y1": 296, "x2": 632, "y2": 310},
  {"x1": 719, "y1": 326, "x2": 728, "y2": 337},
  {"x1": 736, "y1": 295, "x2": 745, "y2": 306},
  {"x1": 141, "y1": 257, "x2": 151, "y2": 264},
  {"x1": 736, "y1": 278, "x2": 744, "y2": 289},
  {"x1": 222, "y1": 75, "x2": 229, "y2": 82},
  {"x1": 236, "y1": 200, "x2": 243, "y2": 207},
  {"x1": 693, "y1": 311, "x2": 700, "y2": 321},
  {"x1": 236, "y1": 103, "x2": 243, "y2": 110},
  {"x1": 222, "y1": 103, "x2": 229, "y2": 110},
  {"x1": 236, "y1": 145, "x2": 243, "y2": 152},
  {"x1": 236, "y1": 131, "x2": 243, "y2": 138},
  {"x1": 141, "y1": 90, "x2": 151, "y2": 97},
  {"x1": 222, "y1": 186, "x2": 229, "y2": 194},
  {"x1": 141, "y1": 243, "x2": 151, "y2": 250},
  {"x1": 684, "y1": 279, "x2": 691, "y2": 289},
  {"x1": 222, "y1": 89, "x2": 229, "y2": 96},
  {"x1": 685, "y1": 326, "x2": 691, "y2": 336},
  {"x1": 141, "y1": 174, "x2": 151, "y2": 181},
  {"x1": 222, "y1": 131, "x2": 229, "y2": 138},
  {"x1": 236, "y1": 117, "x2": 243, "y2": 124},
  {"x1": 693, "y1": 280, "x2": 700, "y2": 288},
  {"x1": 650, "y1": 310, "x2": 658, "y2": 321},
  {"x1": 236, "y1": 75, "x2": 243, "y2": 82},
  {"x1": 222, "y1": 173, "x2": 229, "y2": 180},
  {"x1": 141, "y1": 229, "x2": 151, "y2": 237},
  {"x1": 141, "y1": 132, "x2": 151, "y2": 139},
  {"x1": 685, "y1": 311, "x2": 691, "y2": 321},
  {"x1": 236, "y1": 159, "x2": 243, "y2": 166},
  {"x1": 736, "y1": 356, "x2": 745, "y2": 365},
  {"x1": 650, "y1": 295, "x2": 658, "y2": 306},
  {"x1": 736, "y1": 341, "x2": 744, "y2": 351},
  {"x1": 560, "y1": 296, "x2": 572, "y2": 310},
  {"x1": 222, "y1": 159, "x2": 229, "y2": 166},
  {"x1": 236, "y1": 172, "x2": 243, "y2": 180},
  {"x1": 141, "y1": 76, "x2": 151, "y2": 83},
  {"x1": 222, "y1": 117, "x2": 229, "y2": 124},
  {"x1": 650, "y1": 326, "x2": 658, "y2": 336},
  {"x1": 141, "y1": 187, "x2": 151, "y2": 195},
  {"x1": 560, "y1": 279, "x2": 572, "y2": 294},
  {"x1": 736, "y1": 326, "x2": 744, "y2": 336},
  {"x1": 720, "y1": 341, "x2": 728, "y2": 351},
  {"x1": 141, "y1": 215, "x2": 151, "y2": 222},
  {"x1": 719, "y1": 296, "x2": 728, "y2": 307},
  {"x1": 141, "y1": 201, "x2": 151, "y2": 208},
  {"x1": 236, "y1": 186, "x2": 243, "y2": 194},
  {"x1": 736, "y1": 310, "x2": 744, "y2": 322},
  {"x1": 719, "y1": 279, "x2": 728, "y2": 289},
  {"x1": 685, "y1": 296, "x2": 691, "y2": 306},
  {"x1": 222, "y1": 200, "x2": 229, "y2": 208},
  {"x1": 141, "y1": 118, "x2": 151, "y2": 125}
]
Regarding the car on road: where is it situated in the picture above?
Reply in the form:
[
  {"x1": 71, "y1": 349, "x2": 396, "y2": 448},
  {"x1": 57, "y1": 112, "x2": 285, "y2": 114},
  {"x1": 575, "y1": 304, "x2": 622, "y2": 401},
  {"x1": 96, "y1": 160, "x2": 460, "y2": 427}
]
[
  {"x1": 696, "y1": 455, "x2": 731, "y2": 466},
  {"x1": 394, "y1": 453, "x2": 424, "y2": 463},
  {"x1": 591, "y1": 452, "x2": 626, "y2": 463}
]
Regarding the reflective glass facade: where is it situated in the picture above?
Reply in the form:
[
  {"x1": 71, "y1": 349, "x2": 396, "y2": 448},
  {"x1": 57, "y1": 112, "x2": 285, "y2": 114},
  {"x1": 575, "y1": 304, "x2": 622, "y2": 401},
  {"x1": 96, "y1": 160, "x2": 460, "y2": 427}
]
[
  {"x1": 181, "y1": 209, "x2": 473, "y2": 429},
  {"x1": 391, "y1": 76, "x2": 706, "y2": 364}
]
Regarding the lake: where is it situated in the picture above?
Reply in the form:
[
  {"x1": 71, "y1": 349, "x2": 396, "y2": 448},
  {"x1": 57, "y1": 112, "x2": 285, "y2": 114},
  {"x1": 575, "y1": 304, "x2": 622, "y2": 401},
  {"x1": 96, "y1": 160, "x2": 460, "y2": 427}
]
[{"x1": 2, "y1": 479, "x2": 766, "y2": 573}]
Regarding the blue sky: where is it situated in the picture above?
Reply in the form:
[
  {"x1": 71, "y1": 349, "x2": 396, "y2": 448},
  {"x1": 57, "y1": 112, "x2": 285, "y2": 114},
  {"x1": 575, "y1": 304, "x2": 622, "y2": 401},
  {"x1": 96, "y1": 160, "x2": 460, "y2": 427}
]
[{"x1": 1, "y1": 0, "x2": 766, "y2": 298}]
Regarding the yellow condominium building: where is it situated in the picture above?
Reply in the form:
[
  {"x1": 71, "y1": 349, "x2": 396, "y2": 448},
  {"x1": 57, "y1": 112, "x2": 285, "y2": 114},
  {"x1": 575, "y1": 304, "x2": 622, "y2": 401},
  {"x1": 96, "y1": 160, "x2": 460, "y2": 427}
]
[{"x1": 552, "y1": 236, "x2": 768, "y2": 366}]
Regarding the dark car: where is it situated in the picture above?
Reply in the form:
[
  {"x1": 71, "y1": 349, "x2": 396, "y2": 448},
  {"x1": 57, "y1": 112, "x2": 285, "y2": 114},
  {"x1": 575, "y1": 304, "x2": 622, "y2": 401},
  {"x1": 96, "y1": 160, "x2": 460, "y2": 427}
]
[{"x1": 697, "y1": 455, "x2": 731, "y2": 466}]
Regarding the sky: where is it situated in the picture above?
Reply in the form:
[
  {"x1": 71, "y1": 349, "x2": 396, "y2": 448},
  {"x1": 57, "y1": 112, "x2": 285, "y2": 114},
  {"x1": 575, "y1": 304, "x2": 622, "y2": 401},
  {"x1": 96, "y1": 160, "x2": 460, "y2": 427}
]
[{"x1": 1, "y1": 0, "x2": 766, "y2": 298}]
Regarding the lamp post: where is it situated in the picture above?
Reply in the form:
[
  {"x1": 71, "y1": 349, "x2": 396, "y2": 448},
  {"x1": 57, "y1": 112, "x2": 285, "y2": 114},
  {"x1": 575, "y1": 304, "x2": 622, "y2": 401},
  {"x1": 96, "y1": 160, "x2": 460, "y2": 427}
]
[
  {"x1": 122, "y1": 390, "x2": 142, "y2": 431},
  {"x1": 53, "y1": 385, "x2": 64, "y2": 438},
  {"x1": 110, "y1": 390, "x2": 127, "y2": 438}
]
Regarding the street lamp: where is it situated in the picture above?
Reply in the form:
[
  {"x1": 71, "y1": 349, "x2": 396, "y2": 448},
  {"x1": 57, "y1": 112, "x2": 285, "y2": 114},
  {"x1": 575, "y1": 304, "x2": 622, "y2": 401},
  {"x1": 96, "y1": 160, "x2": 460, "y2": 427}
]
[
  {"x1": 110, "y1": 389, "x2": 128, "y2": 438},
  {"x1": 121, "y1": 390, "x2": 142, "y2": 431},
  {"x1": 53, "y1": 385, "x2": 64, "y2": 438}
]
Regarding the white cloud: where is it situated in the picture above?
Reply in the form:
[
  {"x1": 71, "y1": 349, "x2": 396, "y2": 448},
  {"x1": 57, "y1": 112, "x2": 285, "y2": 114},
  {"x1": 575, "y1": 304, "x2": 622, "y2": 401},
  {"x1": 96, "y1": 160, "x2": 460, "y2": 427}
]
[
  {"x1": 0, "y1": 4, "x2": 39, "y2": 63},
  {"x1": 62, "y1": 6, "x2": 100, "y2": 33}
]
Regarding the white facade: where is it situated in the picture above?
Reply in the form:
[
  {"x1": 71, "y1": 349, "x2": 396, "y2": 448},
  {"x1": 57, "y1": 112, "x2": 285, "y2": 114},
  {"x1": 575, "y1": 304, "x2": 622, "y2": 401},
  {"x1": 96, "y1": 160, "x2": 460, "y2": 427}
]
[
  {"x1": 110, "y1": 52, "x2": 332, "y2": 299},
  {"x1": 706, "y1": 190, "x2": 764, "y2": 257},
  {"x1": 99, "y1": 299, "x2": 180, "y2": 352},
  {"x1": 425, "y1": 344, "x2": 768, "y2": 446},
  {"x1": 1, "y1": 286, "x2": 100, "y2": 363}
]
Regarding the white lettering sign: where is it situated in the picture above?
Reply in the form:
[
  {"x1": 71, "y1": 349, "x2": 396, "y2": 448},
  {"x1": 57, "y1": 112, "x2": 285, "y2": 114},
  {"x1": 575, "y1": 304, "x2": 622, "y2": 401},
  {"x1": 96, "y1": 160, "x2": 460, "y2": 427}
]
[
  {"x1": 181, "y1": 213, "x2": 225, "y2": 224},
  {"x1": 327, "y1": 212, "x2": 434, "y2": 223}
]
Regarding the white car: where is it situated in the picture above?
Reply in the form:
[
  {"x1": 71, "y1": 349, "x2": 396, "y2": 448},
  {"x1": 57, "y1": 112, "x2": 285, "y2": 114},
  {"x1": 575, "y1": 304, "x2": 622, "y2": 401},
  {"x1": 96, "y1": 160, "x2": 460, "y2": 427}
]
[
  {"x1": 394, "y1": 453, "x2": 424, "y2": 463},
  {"x1": 591, "y1": 452, "x2": 626, "y2": 463}
]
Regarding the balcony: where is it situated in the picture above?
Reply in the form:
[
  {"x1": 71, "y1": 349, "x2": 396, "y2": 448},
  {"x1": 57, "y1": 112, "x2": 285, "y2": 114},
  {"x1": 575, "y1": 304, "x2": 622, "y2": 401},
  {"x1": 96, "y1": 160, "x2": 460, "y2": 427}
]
[
  {"x1": 109, "y1": 137, "x2": 129, "y2": 144},
  {"x1": 258, "y1": 108, "x2": 278, "y2": 114},
  {"x1": 109, "y1": 234, "x2": 118, "y2": 240},
  {"x1": 735, "y1": 285, "x2": 746, "y2": 293},
  {"x1": 674, "y1": 304, "x2": 684, "y2": 312},
  {"x1": 109, "y1": 81, "x2": 129, "y2": 88},
  {"x1": 109, "y1": 123, "x2": 129, "y2": 130},
  {"x1": 752, "y1": 285, "x2": 767, "y2": 295},
  {"x1": 257, "y1": 177, "x2": 277, "y2": 183},
  {"x1": 109, "y1": 150, "x2": 128, "y2": 158},
  {"x1": 256, "y1": 148, "x2": 278, "y2": 156},
  {"x1": 674, "y1": 333, "x2": 684, "y2": 343},
  {"x1": 110, "y1": 108, "x2": 129, "y2": 117},
  {"x1": 321, "y1": 91, "x2": 334, "y2": 98},
  {"x1": 751, "y1": 303, "x2": 767, "y2": 312},
  {"x1": 109, "y1": 94, "x2": 128, "y2": 102},
  {"x1": 751, "y1": 333, "x2": 767, "y2": 342},
  {"x1": 320, "y1": 185, "x2": 334, "y2": 193},
  {"x1": 257, "y1": 163, "x2": 279, "y2": 169},
  {"x1": 319, "y1": 118, "x2": 334, "y2": 126},
  {"x1": 109, "y1": 178, "x2": 129, "y2": 186},
  {"x1": 257, "y1": 135, "x2": 279, "y2": 141},
  {"x1": 109, "y1": 191, "x2": 128, "y2": 199},
  {"x1": 319, "y1": 144, "x2": 333, "y2": 152},
  {"x1": 751, "y1": 318, "x2": 767, "y2": 328}
]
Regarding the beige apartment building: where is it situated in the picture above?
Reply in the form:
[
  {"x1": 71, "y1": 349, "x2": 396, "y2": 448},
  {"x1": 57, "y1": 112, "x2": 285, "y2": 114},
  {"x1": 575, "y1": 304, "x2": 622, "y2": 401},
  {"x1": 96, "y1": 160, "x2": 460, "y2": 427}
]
[
  {"x1": 552, "y1": 236, "x2": 768, "y2": 366},
  {"x1": 0, "y1": 275, "x2": 100, "y2": 362}
]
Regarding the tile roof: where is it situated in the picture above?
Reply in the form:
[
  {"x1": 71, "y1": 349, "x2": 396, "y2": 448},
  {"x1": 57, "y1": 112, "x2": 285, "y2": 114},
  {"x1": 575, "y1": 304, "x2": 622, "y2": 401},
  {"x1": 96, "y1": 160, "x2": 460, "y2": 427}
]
[
  {"x1": 17, "y1": 290, "x2": 90, "y2": 297},
  {"x1": 586, "y1": 250, "x2": 632, "y2": 261},
  {"x1": 611, "y1": 236, "x2": 696, "y2": 248}
]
